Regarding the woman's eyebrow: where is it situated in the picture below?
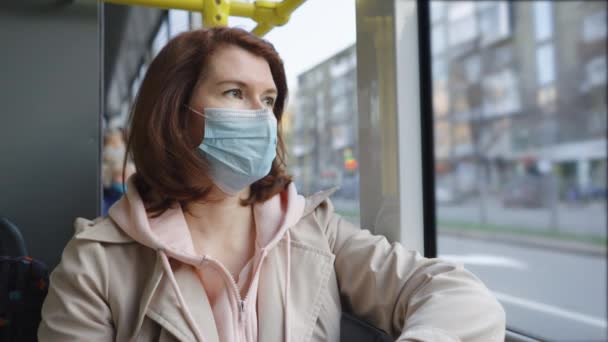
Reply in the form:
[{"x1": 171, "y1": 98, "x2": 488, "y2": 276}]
[
  {"x1": 216, "y1": 79, "x2": 277, "y2": 95},
  {"x1": 216, "y1": 79, "x2": 245, "y2": 87}
]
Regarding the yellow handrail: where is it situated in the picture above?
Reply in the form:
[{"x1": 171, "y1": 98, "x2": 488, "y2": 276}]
[{"x1": 100, "y1": 0, "x2": 306, "y2": 36}]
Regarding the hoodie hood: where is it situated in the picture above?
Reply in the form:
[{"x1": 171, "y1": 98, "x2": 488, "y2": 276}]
[
  {"x1": 108, "y1": 175, "x2": 305, "y2": 342},
  {"x1": 108, "y1": 176, "x2": 304, "y2": 265}
]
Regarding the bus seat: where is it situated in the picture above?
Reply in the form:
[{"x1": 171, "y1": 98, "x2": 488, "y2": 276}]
[{"x1": 0, "y1": 217, "x2": 48, "y2": 342}]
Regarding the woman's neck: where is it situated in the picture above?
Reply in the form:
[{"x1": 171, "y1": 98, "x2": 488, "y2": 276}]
[{"x1": 183, "y1": 186, "x2": 255, "y2": 255}]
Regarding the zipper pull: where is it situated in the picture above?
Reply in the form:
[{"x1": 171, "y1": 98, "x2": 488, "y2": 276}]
[{"x1": 239, "y1": 300, "x2": 246, "y2": 322}]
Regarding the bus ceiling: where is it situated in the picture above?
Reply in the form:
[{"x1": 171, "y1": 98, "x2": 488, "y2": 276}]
[{"x1": 101, "y1": 0, "x2": 306, "y2": 36}]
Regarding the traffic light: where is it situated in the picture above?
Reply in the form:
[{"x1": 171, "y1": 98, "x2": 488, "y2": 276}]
[{"x1": 343, "y1": 148, "x2": 358, "y2": 171}]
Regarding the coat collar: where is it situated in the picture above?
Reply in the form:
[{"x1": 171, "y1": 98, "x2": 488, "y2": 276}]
[
  {"x1": 302, "y1": 187, "x2": 339, "y2": 217},
  {"x1": 143, "y1": 260, "x2": 220, "y2": 342},
  {"x1": 74, "y1": 186, "x2": 338, "y2": 245}
]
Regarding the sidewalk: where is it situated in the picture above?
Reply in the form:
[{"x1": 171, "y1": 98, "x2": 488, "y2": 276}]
[
  {"x1": 331, "y1": 196, "x2": 607, "y2": 256},
  {"x1": 439, "y1": 226, "x2": 607, "y2": 257},
  {"x1": 438, "y1": 198, "x2": 606, "y2": 237}
]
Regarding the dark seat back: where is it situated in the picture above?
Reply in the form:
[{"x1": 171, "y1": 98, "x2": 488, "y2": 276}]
[
  {"x1": 340, "y1": 312, "x2": 393, "y2": 342},
  {"x1": 0, "y1": 217, "x2": 28, "y2": 257},
  {"x1": 0, "y1": 217, "x2": 48, "y2": 342}
]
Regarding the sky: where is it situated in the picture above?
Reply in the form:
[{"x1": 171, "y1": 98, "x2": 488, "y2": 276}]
[{"x1": 228, "y1": 0, "x2": 357, "y2": 92}]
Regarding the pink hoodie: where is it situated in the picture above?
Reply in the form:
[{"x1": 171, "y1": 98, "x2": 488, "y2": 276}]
[{"x1": 108, "y1": 177, "x2": 306, "y2": 342}]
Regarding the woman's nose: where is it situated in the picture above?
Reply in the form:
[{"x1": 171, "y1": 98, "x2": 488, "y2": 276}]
[{"x1": 248, "y1": 95, "x2": 266, "y2": 110}]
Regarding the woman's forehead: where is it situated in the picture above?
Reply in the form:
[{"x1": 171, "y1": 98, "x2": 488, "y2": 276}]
[{"x1": 205, "y1": 45, "x2": 275, "y2": 87}]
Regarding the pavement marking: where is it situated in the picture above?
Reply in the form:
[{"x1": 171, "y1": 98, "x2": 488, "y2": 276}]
[
  {"x1": 439, "y1": 253, "x2": 528, "y2": 270},
  {"x1": 494, "y1": 291, "x2": 608, "y2": 329}
]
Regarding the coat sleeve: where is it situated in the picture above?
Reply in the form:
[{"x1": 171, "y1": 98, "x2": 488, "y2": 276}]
[
  {"x1": 314, "y1": 199, "x2": 506, "y2": 342},
  {"x1": 38, "y1": 237, "x2": 115, "y2": 341}
]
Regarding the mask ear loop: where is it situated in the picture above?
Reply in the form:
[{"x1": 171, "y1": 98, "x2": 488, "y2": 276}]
[{"x1": 184, "y1": 104, "x2": 207, "y2": 118}]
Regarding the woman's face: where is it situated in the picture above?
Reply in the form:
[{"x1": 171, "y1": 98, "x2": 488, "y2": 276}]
[{"x1": 187, "y1": 45, "x2": 278, "y2": 145}]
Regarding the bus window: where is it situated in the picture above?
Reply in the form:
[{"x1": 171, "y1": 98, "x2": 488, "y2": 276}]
[{"x1": 430, "y1": 1, "x2": 607, "y2": 341}]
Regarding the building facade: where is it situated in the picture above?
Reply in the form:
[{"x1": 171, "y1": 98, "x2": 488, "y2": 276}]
[
  {"x1": 430, "y1": 1, "x2": 606, "y2": 202},
  {"x1": 290, "y1": 45, "x2": 358, "y2": 197}
]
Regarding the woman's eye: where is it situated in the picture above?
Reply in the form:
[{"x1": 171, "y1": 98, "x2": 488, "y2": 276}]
[
  {"x1": 224, "y1": 89, "x2": 243, "y2": 98},
  {"x1": 263, "y1": 97, "x2": 276, "y2": 107}
]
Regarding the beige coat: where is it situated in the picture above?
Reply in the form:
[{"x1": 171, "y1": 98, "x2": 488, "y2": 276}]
[{"x1": 38, "y1": 189, "x2": 506, "y2": 341}]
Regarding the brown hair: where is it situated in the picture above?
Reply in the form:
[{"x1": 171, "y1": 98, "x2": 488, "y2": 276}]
[{"x1": 124, "y1": 27, "x2": 292, "y2": 217}]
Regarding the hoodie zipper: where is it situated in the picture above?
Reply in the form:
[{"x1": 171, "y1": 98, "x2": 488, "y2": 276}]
[{"x1": 205, "y1": 257, "x2": 248, "y2": 321}]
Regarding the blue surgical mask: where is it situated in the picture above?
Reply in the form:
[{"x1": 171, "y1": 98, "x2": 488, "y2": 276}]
[
  {"x1": 189, "y1": 106, "x2": 278, "y2": 195},
  {"x1": 110, "y1": 181, "x2": 125, "y2": 194}
]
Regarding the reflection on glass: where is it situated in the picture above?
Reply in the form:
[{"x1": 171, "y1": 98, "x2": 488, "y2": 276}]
[{"x1": 431, "y1": 1, "x2": 607, "y2": 341}]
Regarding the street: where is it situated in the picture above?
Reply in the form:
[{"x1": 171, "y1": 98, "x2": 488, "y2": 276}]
[{"x1": 439, "y1": 234, "x2": 607, "y2": 342}]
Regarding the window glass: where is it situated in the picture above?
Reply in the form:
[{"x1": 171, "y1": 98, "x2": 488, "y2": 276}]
[
  {"x1": 151, "y1": 19, "x2": 169, "y2": 56},
  {"x1": 430, "y1": 1, "x2": 607, "y2": 340},
  {"x1": 265, "y1": 1, "x2": 360, "y2": 223},
  {"x1": 168, "y1": 10, "x2": 190, "y2": 37}
]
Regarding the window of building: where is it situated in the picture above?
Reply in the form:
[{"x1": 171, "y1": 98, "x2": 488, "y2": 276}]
[
  {"x1": 491, "y1": 45, "x2": 513, "y2": 71},
  {"x1": 536, "y1": 43, "x2": 556, "y2": 86},
  {"x1": 585, "y1": 56, "x2": 607, "y2": 88},
  {"x1": 432, "y1": 58, "x2": 448, "y2": 82},
  {"x1": 451, "y1": 83, "x2": 472, "y2": 120},
  {"x1": 433, "y1": 81, "x2": 450, "y2": 117},
  {"x1": 482, "y1": 68, "x2": 521, "y2": 117},
  {"x1": 448, "y1": 2, "x2": 475, "y2": 22},
  {"x1": 448, "y1": 16, "x2": 478, "y2": 47},
  {"x1": 582, "y1": 11, "x2": 607, "y2": 43},
  {"x1": 537, "y1": 84, "x2": 557, "y2": 108},
  {"x1": 478, "y1": 2, "x2": 511, "y2": 46},
  {"x1": 431, "y1": 1, "x2": 446, "y2": 24},
  {"x1": 432, "y1": 22, "x2": 446, "y2": 56},
  {"x1": 464, "y1": 54, "x2": 481, "y2": 83},
  {"x1": 534, "y1": 1, "x2": 553, "y2": 42}
]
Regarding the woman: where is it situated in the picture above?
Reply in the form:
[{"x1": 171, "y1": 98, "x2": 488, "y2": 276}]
[{"x1": 38, "y1": 27, "x2": 505, "y2": 342}]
